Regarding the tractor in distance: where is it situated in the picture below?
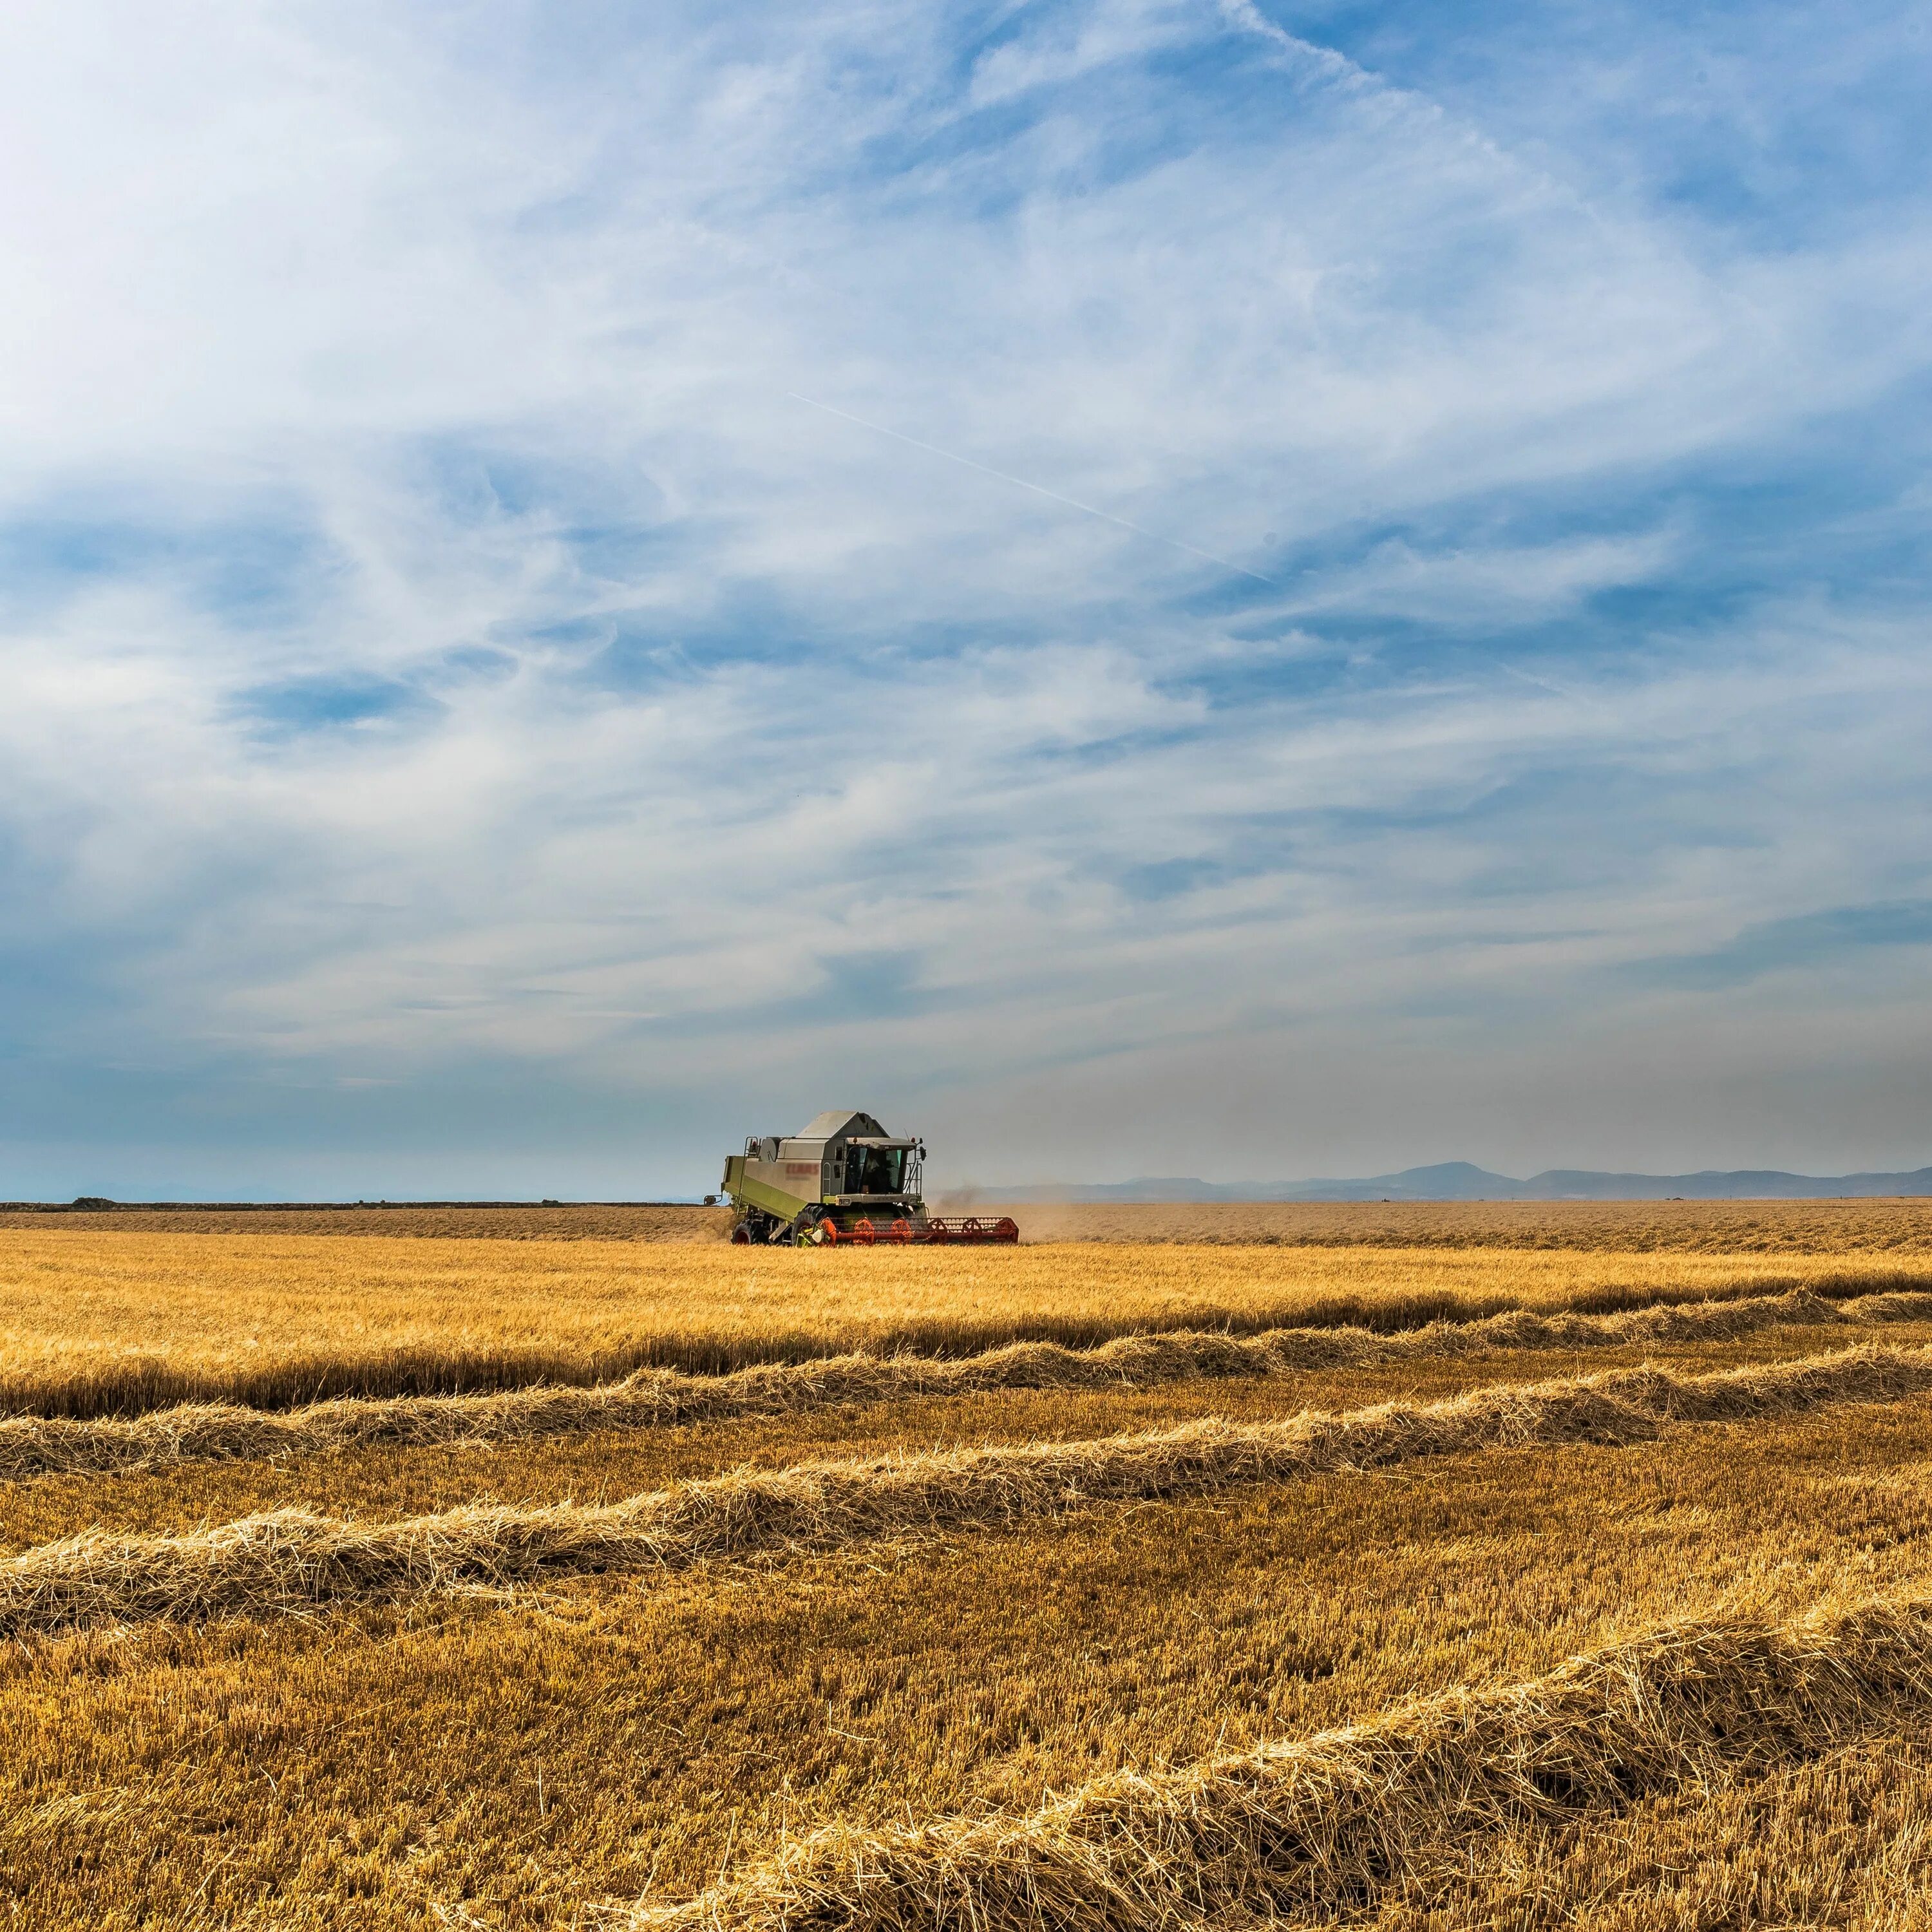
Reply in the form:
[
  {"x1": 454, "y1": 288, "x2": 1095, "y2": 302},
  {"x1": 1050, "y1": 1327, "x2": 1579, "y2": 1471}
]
[{"x1": 720, "y1": 1110, "x2": 1019, "y2": 1246}]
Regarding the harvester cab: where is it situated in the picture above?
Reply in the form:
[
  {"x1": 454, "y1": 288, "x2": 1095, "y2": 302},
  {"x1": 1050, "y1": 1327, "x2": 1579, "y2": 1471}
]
[{"x1": 721, "y1": 1110, "x2": 1018, "y2": 1247}]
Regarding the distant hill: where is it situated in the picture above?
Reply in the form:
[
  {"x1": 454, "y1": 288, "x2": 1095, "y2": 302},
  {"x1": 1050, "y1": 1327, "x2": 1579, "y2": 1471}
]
[{"x1": 985, "y1": 1162, "x2": 1932, "y2": 1203}]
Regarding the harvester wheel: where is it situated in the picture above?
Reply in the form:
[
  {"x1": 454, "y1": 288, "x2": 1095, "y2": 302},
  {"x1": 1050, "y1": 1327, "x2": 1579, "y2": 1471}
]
[{"x1": 889, "y1": 1218, "x2": 912, "y2": 1244}]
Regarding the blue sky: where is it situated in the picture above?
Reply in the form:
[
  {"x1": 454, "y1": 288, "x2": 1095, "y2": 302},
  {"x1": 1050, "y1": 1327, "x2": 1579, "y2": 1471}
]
[{"x1": 1, "y1": 0, "x2": 1929, "y2": 1198}]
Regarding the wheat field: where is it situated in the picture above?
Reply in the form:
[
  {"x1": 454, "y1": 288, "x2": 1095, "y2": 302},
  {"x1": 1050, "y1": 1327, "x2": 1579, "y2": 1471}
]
[
  {"x1": 10, "y1": 1195, "x2": 1932, "y2": 1249},
  {"x1": 6, "y1": 1224, "x2": 1931, "y2": 1415},
  {"x1": 8, "y1": 1208, "x2": 1932, "y2": 1926}
]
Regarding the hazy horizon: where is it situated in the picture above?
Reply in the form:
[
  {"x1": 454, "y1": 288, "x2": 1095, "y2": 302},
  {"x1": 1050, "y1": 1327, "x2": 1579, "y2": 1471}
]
[{"x1": 12, "y1": 1152, "x2": 1932, "y2": 1209}]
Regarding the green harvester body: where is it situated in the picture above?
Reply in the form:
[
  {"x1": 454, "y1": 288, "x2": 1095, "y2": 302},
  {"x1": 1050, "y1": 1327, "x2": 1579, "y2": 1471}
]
[{"x1": 721, "y1": 1111, "x2": 1017, "y2": 1247}]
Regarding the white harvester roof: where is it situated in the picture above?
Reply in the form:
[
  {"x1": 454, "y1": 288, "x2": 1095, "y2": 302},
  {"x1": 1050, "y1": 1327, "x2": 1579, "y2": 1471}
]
[{"x1": 797, "y1": 1110, "x2": 893, "y2": 1143}]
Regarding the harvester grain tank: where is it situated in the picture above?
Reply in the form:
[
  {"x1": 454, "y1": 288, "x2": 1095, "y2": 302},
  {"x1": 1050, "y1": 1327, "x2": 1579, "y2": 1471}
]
[{"x1": 720, "y1": 1110, "x2": 1019, "y2": 1245}]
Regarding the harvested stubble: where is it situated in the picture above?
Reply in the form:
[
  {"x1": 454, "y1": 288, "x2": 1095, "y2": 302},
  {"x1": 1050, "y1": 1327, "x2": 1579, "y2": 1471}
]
[
  {"x1": 14, "y1": 1197, "x2": 1932, "y2": 1253},
  {"x1": 1367, "y1": 1727, "x2": 1932, "y2": 1929},
  {"x1": 5, "y1": 1342, "x2": 1931, "y2": 1640},
  {"x1": 986, "y1": 1197, "x2": 1932, "y2": 1253},
  {"x1": 0, "y1": 1203, "x2": 726, "y2": 1241},
  {"x1": 8, "y1": 1285, "x2": 1931, "y2": 1485},
  {"x1": 629, "y1": 1589, "x2": 1932, "y2": 1932},
  {"x1": 9, "y1": 1381, "x2": 1932, "y2": 1928},
  {"x1": 8, "y1": 1227, "x2": 1932, "y2": 1419}
]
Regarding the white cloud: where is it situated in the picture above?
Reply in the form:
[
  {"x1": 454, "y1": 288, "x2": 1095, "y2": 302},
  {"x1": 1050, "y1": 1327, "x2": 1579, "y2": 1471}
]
[{"x1": 1, "y1": 1, "x2": 1929, "y2": 1189}]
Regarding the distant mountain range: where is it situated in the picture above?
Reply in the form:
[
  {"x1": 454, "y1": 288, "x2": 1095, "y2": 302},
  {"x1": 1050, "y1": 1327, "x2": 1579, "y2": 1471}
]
[{"x1": 985, "y1": 1161, "x2": 1932, "y2": 1204}]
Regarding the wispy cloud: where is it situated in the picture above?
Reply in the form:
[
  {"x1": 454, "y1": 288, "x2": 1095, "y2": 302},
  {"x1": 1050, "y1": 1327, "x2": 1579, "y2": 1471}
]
[{"x1": 1, "y1": 1, "x2": 1929, "y2": 1195}]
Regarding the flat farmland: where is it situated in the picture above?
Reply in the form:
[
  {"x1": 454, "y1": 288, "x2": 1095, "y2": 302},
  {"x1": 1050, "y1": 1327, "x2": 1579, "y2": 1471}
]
[
  {"x1": 10, "y1": 1195, "x2": 1932, "y2": 1248},
  {"x1": 6, "y1": 1208, "x2": 1932, "y2": 1928},
  {"x1": 4, "y1": 1224, "x2": 1930, "y2": 1414},
  {"x1": 978, "y1": 1194, "x2": 1932, "y2": 1252}
]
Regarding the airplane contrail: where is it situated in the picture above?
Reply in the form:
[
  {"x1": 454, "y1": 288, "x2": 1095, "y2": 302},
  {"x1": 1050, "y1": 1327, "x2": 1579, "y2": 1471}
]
[{"x1": 787, "y1": 391, "x2": 1277, "y2": 586}]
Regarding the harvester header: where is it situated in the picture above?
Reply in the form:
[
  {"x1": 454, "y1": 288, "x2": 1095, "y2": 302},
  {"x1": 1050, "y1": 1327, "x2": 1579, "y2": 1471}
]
[{"x1": 721, "y1": 1110, "x2": 1018, "y2": 1246}]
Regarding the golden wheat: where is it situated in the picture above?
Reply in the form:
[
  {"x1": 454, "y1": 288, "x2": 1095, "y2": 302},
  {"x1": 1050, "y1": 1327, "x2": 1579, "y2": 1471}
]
[
  {"x1": 6, "y1": 1227, "x2": 1930, "y2": 1417},
  {"x1": 12, "y1": 1197, "x2": 1932, "y2": 1253},
  {"x1": 3, "y1": 1343, "x2": 1927, "y2": 1639},
  {"x1": 7, "y1": 1370, "x2": 1932, "y2": 1925},
  {"x1": 1374, "y1": 1730, "x2": 1932, "y2": 1928},
  {"x1": 981, "y1": 1198, "x2": 1932, "y2": 1251},
  {"x1": 0, "y1": 1202, "x2": 724, "y2": 1241},
  {"x1": 6, "y1": 1286, "x2": 1927, "y2": 1483},
  {"x1": 10, "y1": 1217, "x2": 1932, "y2": 1926},
  {"x1": 630, "y1": 1589, "x2": 1932, "y2": 1932}
]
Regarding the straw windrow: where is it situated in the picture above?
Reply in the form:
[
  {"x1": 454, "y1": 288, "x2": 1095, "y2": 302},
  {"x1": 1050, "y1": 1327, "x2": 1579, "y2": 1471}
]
[
  {"x1": 1, "y1": 1285, "x2": 1926, "y2": 1483},
  {"x1": 625, "y1": 1590, "x2": 1932, "y2": 1932},
  {"x1": 10, "y1": 1265, "x2": 1932, "y2": 1425},
  {"x1": 2, "y1": 1342, "x2": 1929, "y2": 1640}
]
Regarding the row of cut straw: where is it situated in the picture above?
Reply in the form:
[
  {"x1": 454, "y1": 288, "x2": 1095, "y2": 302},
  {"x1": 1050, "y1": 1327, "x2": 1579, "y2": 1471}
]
[
  {"x1": 4, "y1": 1285, "x2": 1926, "y2": 1482},
  {"x1": 625, "y1": 1586, "x2": 1932, "y2": 1932},
  {"x1": 2, "y1": 1341, "x2": 1927, "y2": 1639}
]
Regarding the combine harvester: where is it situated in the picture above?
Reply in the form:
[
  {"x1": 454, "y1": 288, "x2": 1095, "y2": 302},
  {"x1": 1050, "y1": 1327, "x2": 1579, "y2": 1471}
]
[{"x1": 720, "y1": 1110, "x2": 1019, "y2": 1246}]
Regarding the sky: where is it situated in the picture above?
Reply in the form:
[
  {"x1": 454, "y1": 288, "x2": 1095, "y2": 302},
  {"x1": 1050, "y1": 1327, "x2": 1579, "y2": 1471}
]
[{"x1": 2, "y1": 0, "x2": 1930, "y2": 1200}]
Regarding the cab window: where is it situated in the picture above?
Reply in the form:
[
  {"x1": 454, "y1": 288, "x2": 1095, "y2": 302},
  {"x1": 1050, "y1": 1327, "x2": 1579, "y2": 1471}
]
[{"x1": 846, "y1": 1146, "x2": 905, "y2": 1194}]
